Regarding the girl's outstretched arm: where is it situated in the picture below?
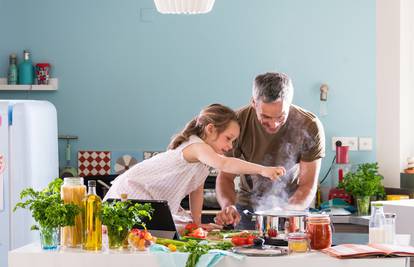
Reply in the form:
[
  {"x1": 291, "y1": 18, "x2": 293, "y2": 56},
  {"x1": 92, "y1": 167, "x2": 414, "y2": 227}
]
[{"x1": 183, "y1": 143, "x2": 285, "y2": 180}]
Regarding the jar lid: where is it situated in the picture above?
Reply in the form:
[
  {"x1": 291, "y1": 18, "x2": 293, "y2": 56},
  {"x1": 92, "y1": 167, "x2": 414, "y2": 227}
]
[
  {"x1": 63, "y1": 177, "x2": 84, "y2": 185},
  {"x1": 287, "y1": 232, "x2": 308, "y2": 240},
  {"x1": 36, "y1": 63, "x2": 51, "y2": 68},
  {"x1": 307, "y1": 213, "x2": 330, "y2": 223}
]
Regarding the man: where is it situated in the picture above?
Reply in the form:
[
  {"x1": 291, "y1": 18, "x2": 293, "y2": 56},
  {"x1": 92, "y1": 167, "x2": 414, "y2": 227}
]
[{"x1": 215, "y1": 72, "x2": 325, "y2": 229}]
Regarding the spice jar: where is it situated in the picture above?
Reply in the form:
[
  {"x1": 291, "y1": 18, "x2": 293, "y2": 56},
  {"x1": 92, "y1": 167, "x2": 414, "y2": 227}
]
[
  {"x1": 306, "y1": 214, "x2": 332, "y2": 250},
  {"x1": 287, "y1": 232, "x2": 309, "y2": 253},
  {"x1": 61, "y1": 177, "x2": 86, "y2": 248}
]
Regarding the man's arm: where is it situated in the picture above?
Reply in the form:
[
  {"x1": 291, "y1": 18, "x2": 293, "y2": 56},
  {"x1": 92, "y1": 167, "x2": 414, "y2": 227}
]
[
  {"x1": 288, "y1": 158, "x2": 321, "y2": 210},
  {"x1": 215, "y1": 171, "x2": 240, "y2": 225}
]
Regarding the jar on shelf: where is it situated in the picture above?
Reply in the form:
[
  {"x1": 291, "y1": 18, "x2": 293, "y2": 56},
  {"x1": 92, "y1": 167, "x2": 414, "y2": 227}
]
[
  {"x1": 61, "y1": 177, "x2": 86, "y2": 248},
  {"x1": 306, "y1": 214, "x2": 332, "y2": 250},
  {"x1": 287, "y1": 232, "x2": 309, "y2": 253}
]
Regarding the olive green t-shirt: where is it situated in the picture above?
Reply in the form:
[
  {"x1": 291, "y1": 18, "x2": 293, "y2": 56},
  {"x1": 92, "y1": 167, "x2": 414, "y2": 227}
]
[{"x1": 230, "y1": 104, "x2": 325, "y2": 209}]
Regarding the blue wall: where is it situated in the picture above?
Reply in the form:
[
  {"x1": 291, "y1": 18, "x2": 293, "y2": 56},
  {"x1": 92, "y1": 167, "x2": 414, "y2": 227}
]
[{"x1": 0, "y1": 0, "x2": 376, "y2": 181}]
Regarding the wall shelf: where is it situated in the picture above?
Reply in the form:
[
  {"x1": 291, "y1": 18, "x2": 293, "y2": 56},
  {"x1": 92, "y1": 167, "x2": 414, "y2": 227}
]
[{"x1": 0, "y1": 78, "x2": 58, "y2": 91}]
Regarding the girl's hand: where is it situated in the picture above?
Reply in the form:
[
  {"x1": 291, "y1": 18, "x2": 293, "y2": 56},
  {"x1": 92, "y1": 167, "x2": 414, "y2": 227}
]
[{"x1": 260, "y1": 166, "x2": 286, "y2": 180}]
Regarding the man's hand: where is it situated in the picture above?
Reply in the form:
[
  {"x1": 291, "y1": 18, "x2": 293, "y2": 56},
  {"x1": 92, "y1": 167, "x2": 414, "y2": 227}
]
[
  {"x1": 214, "y1": 205, "x2": 240, "y2": 226},
  {"x1": 260, "y1": 166, "x2": 286, "y2": 180}
]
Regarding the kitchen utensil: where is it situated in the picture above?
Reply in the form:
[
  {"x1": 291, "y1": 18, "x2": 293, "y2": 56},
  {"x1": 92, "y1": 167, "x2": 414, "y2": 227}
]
[
  {"x1": 243, "y1": 209, "x2": 308, "y2": 244},
  {"x1": 231, "y1": 245, "x2": 288, "y2": 257}
]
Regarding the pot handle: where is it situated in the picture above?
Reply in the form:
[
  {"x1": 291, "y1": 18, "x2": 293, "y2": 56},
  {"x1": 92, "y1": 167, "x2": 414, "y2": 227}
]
[{"x1": 243, "y1": 209, "x2": 255, "y2": 217}]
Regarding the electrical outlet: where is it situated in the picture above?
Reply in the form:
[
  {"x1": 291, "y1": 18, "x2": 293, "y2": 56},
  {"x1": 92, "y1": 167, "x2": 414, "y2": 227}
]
[
  {"x1": 359, "y1": 137, "x2": 373, "y2": 151},
  {"x1": 331, "y1": 137, "x2": 358, "y2": 151}
]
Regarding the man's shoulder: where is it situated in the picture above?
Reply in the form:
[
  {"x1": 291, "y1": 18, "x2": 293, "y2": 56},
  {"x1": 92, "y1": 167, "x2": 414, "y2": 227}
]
[
  {"x1": 236, "y1": 104, "x2": 253, "y2": 115},
  {"x1": 290, "y1": 104, "x2": 318, "y2": 122},
  {"x1": 235, "y1": 104, "x2": 255, "y2": 122}
]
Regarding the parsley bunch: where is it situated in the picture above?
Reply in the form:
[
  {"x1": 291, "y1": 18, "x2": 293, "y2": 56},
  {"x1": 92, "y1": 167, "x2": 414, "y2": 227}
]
[
  {"x1": 338, "y1": 162, "x2": 385, "y2": 198},
  {"x1": 179, "y1": 240, "x2": 233, "y2": 267},
  {"x1": 101, "y1": 200, "x2": 153, "y2": 233},
  {"x1": 14, "y1": 178, "x2": 80, "y2": 230}
]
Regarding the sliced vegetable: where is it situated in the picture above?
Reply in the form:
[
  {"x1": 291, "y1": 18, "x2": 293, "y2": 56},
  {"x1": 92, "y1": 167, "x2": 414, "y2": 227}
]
[{"x1": 188, "y1": 227, "x2": 207, "y2": 239}]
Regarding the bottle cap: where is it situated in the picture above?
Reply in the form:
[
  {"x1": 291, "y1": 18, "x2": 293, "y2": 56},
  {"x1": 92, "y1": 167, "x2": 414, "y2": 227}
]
[
  {"x1": 88, "y1": 180, "x2": 96, "y2": 187},
  {"x1": 372, "y1": 202, "x2": 383, "y2": 207}
]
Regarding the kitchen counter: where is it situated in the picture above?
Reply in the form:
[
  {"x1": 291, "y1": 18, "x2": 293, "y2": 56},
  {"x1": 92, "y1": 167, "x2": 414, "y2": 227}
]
[
  {"x1": 331, "y1": 215, "x2": 370, "y2": 226},
  {"x1": 8, "y1": 243, "x2": 409, "y2": 267}
]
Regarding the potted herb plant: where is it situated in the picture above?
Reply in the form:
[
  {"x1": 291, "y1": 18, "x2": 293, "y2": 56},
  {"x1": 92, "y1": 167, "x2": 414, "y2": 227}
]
[
  {"x1": 338, "y1": 162, "x2": 385, "y2": 215},
  {"x1": 101, "y1": 200, "x2": 153, "y2": 249},
  {"x1": 14, "y1": 178, "x2": 80, "y2": 250}
]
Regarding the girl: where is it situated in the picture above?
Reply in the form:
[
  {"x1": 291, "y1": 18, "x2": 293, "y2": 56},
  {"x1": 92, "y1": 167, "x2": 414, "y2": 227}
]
[{"x1": 104, "y1": 104, "x2": 285, "y2": 225}]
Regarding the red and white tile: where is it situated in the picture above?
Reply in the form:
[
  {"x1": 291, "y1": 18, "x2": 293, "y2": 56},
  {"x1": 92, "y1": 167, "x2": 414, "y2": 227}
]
[{"x1": 78, "y1": 151, "x2": 111, "y2": 176}]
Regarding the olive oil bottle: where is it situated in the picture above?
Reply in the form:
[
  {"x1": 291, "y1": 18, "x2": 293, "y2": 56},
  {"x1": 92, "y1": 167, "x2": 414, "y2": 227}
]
[{"x1": 83, "y1": 180, "x2": 102, "y2": 251}]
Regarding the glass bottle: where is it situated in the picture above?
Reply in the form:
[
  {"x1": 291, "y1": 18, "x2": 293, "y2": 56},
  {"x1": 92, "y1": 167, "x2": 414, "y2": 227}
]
[
  {"x1": 384, "y1": 213, "x2": 396, "y2": 244},
  {"x1": 83, "y1": 180, "x2": 102, "y2": 251},
  {"x1": 7, "y1": 53, "x2": 18, "y2": 85},
  {"x1": 18, "y1": 50, "x2": 34, "y2": 85},
  {"x1": 120, "y1": 193, "x2": 129, "y2": 249},
  {"x1": 61, "y1": 177, "x2": 86, "y2": 248},
  {"x1": 369, "y1": 203, "x2": 386, "y2": 244}
]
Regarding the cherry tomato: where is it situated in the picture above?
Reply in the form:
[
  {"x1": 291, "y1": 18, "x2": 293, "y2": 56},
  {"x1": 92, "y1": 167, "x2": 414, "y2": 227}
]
[
  {"x1": 246, "y1": 235, "x2": 255, "y2": 245},
  {"x1": 130, "y1": 228, "x2": 141, "y2": 235},
  {"x1": 185, "y1": 223, "x2": 198, "y2": 232},
  {"x1": 231, "y1": 236, "x2": 246, "y2": 246},
  {"x1": 268, "y1": 228, "x2": 278, "y2": 238},
  {"x1": 188, "y1": 227, "x2": 207, "y2": 239}
]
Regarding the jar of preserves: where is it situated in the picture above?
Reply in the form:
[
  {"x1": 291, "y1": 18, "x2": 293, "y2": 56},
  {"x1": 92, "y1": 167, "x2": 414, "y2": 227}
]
[
  {"x1": 306, "y1": 214, "x2": 332, "y2": 250},
  {"x1": 61, "y1": 177, "x2": 86, "y2": 248},
  {"x1": 287, "y1": 232, "x2": 309, "y2": 253}
]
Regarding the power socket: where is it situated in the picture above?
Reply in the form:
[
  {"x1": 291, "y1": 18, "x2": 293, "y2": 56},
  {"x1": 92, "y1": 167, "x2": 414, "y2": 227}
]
[{"x1": 331, "y1": 137, "x2": 358, "y2": 151}]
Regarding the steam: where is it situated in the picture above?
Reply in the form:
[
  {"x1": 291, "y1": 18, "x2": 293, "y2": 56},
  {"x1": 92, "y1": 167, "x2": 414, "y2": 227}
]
[{"x1": 251, "y1": 123, "x2": 318, "y2": 212}]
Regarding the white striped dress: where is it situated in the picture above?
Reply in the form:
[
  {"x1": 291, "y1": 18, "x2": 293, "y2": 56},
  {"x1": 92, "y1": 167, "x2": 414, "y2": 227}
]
[{"x1": 104, "y1": 135, "x2": 210, "y2": 220}]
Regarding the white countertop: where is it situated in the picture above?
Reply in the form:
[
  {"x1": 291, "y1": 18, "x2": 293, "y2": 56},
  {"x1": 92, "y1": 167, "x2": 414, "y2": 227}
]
[{"x1": 8, "y1": 243, "x2": 409, "y2": 267}]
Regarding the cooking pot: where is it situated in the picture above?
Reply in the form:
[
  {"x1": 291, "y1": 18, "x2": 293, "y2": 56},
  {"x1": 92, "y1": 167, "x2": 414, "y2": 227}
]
[{"x1": 243, "y1": 209, "x2": 309, "y2": 241}]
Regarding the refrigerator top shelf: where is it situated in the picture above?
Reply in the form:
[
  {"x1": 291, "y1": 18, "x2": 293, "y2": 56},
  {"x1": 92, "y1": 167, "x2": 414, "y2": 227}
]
[{"x1": 0, "y1": 78, "x2": 58, "y2": 91}]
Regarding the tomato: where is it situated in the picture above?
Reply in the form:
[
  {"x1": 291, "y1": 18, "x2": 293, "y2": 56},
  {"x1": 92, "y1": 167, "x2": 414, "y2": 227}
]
[
  {"x1": 267, "y1": 228, "x2": 278, "y2": 238},
  {"x1": 231, "y1": 236, "x2": 247, "y2": 246},
  {"x1": 188, "y1": 227, "x2": 207, "y2": 239},
  {"x1": 130, "y1": 228, "x2": 141, "y2": 235},
  {"x1": 184, "y1": 223, "x2": 199, "y2": 236},
  {"x1": 185, "y1": 223, "x2": 198, "y2": 232},
  {"x1": 139, "y1": 230, "x2": 146, "y2": 239},
  {"x1": 246, "y1": 235, "x2": 255, "y2": 245}
]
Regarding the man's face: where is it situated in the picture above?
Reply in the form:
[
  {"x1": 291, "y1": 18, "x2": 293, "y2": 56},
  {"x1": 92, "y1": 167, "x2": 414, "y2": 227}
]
[{"x1": 253, "y1": 99, "x2": 290, "y2": 134}]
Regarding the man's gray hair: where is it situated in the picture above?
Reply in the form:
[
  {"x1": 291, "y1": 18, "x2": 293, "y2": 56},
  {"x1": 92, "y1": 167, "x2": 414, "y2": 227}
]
[{"x1": 252, "y1": 72, "x2": 294, "y2": 103}]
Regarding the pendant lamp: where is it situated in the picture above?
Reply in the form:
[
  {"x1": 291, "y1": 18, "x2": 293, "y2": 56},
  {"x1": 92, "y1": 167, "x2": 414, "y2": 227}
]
[{"x1": 154, "y1": 0, "x2": 215, "y2": 14}]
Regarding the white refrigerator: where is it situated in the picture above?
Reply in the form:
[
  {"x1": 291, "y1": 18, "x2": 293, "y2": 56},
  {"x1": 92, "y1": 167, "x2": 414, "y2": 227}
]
[{"x1": 0, "y1": 100, "x2": 58, "y2": 267}]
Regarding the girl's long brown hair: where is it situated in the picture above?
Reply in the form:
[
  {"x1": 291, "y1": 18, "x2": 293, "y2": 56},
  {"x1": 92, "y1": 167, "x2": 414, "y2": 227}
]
[{"x1": 168, "y1": 103, "x2": 238, "y2": 149}]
